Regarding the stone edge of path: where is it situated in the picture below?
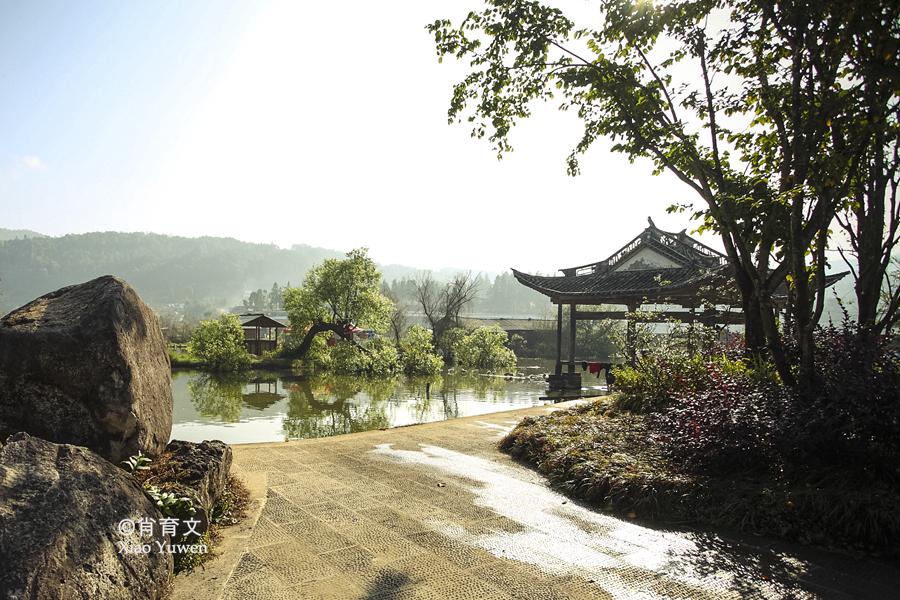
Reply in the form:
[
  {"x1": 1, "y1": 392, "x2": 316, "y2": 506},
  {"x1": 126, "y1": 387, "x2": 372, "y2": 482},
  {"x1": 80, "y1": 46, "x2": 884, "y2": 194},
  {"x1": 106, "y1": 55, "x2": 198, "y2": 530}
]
[
  {"x1": 229, "y1": 400, "x2": 585, "y2": 452},
  {"x1": 169, "y1": 469, "x2": 268, "y2": 600}
]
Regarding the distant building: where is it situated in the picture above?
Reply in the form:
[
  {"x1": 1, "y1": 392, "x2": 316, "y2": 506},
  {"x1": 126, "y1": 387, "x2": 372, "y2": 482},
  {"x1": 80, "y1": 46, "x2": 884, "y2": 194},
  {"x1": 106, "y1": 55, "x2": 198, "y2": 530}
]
[
  {"x1": 239, "y1": 313, "x2": 288, "y2": 356},
  {"x1": 460, "y1": 317, "x2": 557, "y2": 358}
]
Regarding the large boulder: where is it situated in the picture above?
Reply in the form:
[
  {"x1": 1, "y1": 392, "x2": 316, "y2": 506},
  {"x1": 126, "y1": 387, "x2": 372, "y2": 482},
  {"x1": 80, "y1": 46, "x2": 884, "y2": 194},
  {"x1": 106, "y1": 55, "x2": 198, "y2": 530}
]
[
  {"x1": 0, "y1": 433, "x2": 173, "y2": 599},
  {"x1": 0, "y1": 276, "x2": 172, "y2": 462}
]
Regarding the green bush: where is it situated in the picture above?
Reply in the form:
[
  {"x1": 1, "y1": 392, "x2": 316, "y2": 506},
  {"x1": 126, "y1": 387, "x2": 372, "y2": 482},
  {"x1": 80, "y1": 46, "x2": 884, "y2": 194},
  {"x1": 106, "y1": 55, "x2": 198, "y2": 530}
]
[
  {"x1": 399, "y1": 325, "x2": 444, "y2": 375},
  {"x1": 168, "y1": 346, "x2": 204, "y2": 368},
  {"x1": 453, "y1": 325, "x2": 517, "y2": 372},
  {"x1": 327, "y1": 341, "x2": 370, "y2": 374},
  {"x1": 187, "y1": 314, "x2": 250, "y2": 371},
  {"x1": 365, "y1": 337, "x2": 402, "y2": 376},
  {"x1": 612, "y1": 351, "x2": 754, "y2": 413},
  {"x1": 326, "y1": 337, "x2": 400, "y2": 376}
]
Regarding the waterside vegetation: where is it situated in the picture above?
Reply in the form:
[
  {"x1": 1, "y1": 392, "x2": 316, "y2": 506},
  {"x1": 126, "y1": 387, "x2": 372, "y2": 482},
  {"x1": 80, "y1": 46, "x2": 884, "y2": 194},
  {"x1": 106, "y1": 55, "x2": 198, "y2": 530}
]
[
  {"x1": 170, "y1": 249, "x2": 520, "y2": 377},
  {"x1": 501, "y1": 324, "x2": 900, "y2": 556}
]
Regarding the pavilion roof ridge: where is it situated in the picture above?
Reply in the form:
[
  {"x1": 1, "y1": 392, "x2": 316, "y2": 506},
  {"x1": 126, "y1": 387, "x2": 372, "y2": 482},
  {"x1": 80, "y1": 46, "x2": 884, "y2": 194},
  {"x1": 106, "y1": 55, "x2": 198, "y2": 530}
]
[{"x1": 556, "y1": 219, "x2": 726, "y2": 278}]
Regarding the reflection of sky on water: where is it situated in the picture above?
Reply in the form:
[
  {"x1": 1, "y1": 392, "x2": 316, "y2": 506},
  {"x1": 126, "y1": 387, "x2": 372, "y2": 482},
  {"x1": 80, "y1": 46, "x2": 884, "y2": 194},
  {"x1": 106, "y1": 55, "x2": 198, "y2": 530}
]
[{"x1": 170, "y1": 369, "x2": 549, "y2": 445}]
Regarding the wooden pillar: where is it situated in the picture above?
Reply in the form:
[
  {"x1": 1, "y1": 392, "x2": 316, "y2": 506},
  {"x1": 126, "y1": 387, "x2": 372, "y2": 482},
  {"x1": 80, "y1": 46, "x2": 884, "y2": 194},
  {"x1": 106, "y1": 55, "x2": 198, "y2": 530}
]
[
  {"x1": 687, "y1": 306, "x2": 696, "y2": 357},
  {"x1": 626, "y1": 301, "x2": 637, "y2": 365},
  {"x1": 568, "y1": 303, "x2": 577, "y2": 374},
  {"x1": 555, "y1": 302, "x2": 563, "y2": 375}
]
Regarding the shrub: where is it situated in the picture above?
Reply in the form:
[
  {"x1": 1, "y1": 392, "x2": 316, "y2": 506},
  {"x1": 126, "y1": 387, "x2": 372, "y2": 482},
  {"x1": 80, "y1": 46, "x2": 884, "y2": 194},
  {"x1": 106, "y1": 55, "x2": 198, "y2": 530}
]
[
  {"x1": 780, "y1": 324, "x2": 900, "y2": 482},
  {"x1": 328, "y1": 340, "x2": 371, "y2": 374},
  {"x1": 399, "y1": 325, "x2": 444, "y2": 375},
  {"x1": 612, "y1": 352, "x2": 708, "y2": 412},
  {"x1": 325, "y1": 337, "x2": 400, "y2": 376},
  {"x1": 437, "y1": 326, "x2": 467, "y2": 365},
  {"x1": 453, "y1": 326, "x2": 517, "y2": 372},
  {"x1": 502, "y1": 324, "x2": 900, "y2": 554},
  {"x1": 650, "y1": 375, "x2": 789, "y2": 475},
  {"x1": 365, "y1": 337, "x2": 401, "y2": 376},
  {"x1": 188, "y1": 314, "x2": 250, "y2": 371},
  {"x1": 612, "y1": 350, "x2": 756, "y2": 413},
  {"x1": 635, "y1": 325, "x2": 900, "y2": 475}
]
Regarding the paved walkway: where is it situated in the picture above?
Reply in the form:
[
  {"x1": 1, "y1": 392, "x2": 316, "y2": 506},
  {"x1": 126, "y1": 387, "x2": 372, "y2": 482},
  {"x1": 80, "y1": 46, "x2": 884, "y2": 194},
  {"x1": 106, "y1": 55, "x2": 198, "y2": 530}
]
[{"x1": 213, "y1": 401, "x2": 900, "y2": 599}]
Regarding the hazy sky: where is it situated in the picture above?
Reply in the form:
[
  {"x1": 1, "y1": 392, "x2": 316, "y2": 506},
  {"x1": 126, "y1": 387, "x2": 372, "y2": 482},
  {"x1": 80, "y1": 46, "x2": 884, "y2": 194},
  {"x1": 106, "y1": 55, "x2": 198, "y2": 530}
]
[{"x1": 0, "y1": 0, "x2": 712, "y2": 274}]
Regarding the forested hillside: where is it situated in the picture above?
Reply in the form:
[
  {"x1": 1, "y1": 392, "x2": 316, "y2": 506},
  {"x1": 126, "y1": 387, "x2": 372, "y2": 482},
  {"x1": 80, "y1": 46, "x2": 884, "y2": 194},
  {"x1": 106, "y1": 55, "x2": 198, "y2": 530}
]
[
  {"x1": 0, "y1": 228, "x2": 45, "y2": 241},
  {"x1": 0, "y1": 229, "x2": 547, "y2": 317},
  {"x1": 0, "y1": 228, "x2": 858, "y2": 323},
  {"x1": 0, "y1": 230, "x2": 342, "y2": 312}
]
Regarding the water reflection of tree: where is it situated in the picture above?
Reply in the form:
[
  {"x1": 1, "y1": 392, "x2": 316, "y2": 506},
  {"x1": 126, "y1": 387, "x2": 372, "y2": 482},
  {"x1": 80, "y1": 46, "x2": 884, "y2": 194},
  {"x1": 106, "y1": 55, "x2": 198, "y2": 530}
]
[
  {"x1": 403, "y1": 375, "x2": 446, "y2": 421},
  {"x1": 397, "y1": 373, "x2": 506, "y2": 421},
  {"x1": 448, "y1": 373, "x2": 506, "y2": 401},
  {"x1": 187, "y1": 373, "x2": 245, "y2": 423},
  {"x1": 282, "y1": 375, "x2": 398, "y2": 439},
  {"x1": 279, "y1": 372, "x2": 524, "y2": 440}
]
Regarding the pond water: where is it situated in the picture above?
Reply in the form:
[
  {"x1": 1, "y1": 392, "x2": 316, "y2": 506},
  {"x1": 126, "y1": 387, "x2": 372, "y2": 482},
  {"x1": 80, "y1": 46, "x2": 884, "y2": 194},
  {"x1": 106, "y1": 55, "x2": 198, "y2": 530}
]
[{"x1": 171, "y1": 367, "x2": 550, "y2": 445}]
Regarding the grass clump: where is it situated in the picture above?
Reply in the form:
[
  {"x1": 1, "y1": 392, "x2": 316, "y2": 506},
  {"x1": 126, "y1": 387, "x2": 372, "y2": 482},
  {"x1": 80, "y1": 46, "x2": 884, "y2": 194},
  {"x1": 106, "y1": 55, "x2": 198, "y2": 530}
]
[
  {"x1": 500, "y1": 401, "x2": 700, "y2": 522},
  {"x1": 124, "y1": 448, "x2": 252, "y2": 574}
]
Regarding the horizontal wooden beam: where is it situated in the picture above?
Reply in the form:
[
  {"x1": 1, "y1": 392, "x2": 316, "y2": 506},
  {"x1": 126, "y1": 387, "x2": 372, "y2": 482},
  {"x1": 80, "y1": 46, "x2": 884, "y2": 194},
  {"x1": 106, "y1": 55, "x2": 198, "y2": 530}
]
[{"x1": 573, "y1": 310, "x2": 744, "y2": 325}]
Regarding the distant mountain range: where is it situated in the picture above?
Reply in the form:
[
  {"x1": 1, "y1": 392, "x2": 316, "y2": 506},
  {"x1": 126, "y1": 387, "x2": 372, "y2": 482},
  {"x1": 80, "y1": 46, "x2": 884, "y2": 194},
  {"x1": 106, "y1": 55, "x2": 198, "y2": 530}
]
[
  {"x1": 0, "y1": 228, "x2": 46, "y2": 241},
  {"x1": 0, "y1": 227, "x2": 858, "y2": 325},
  {"x1": 0, "y1": 228, "x2": 463, "y2": 313}
]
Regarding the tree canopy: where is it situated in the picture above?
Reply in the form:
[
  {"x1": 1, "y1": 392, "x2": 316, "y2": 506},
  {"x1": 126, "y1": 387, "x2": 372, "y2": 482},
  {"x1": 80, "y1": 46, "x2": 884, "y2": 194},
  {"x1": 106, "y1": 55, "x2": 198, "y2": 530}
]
[
  {"x1": 429, "y1": 0, "x2": 900, "y2": 388},
  {"x1": 188, "y1": 314, "x2": 251, "y2": 371},
  {"x1": 284, "y1": 248, "x2": 394, "y2": 359}
]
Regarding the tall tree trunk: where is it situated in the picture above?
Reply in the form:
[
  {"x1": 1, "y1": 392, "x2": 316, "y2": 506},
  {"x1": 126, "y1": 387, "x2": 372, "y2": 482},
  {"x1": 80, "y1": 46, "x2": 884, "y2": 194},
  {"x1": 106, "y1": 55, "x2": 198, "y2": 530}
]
[
  {"x1": 289, "y1": 321, "x2": 367, "y2": 360},
  {"x1": 732, "y1": 263, "x2": 767, "y2": 355},
  {"x1": 759, "y1": 292, "x2": 796, "y2": 387},
  {"x1": 855, "y1": 137, "x2": 888, "y2": 335},
  {"x1": 733, "y1": 254, "x2": 797, "y2": 385}
]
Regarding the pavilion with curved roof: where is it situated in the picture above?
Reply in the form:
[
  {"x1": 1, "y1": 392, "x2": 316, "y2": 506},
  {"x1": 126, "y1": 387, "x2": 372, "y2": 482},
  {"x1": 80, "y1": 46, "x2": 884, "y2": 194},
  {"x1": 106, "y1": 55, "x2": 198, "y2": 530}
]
[{"x1": 513, "y1": 218, "x2": 846, "y2": 390}]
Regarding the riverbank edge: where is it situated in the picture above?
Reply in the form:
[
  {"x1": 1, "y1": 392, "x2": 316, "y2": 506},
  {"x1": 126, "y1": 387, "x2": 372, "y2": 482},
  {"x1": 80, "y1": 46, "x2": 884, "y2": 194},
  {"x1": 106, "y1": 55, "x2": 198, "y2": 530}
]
[
  {"x1": 170, "y1": 357, "x2": 295, "y2": 371},
  {"x1": 499, "y1": 398, "x2": 900, "y2": 559}
]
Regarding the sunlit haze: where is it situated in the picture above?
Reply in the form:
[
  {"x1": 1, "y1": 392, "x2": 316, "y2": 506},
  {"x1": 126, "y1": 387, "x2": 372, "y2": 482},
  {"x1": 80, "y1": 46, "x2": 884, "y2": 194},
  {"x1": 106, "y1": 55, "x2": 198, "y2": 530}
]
[{"x1": 1, "y1": 0, "x2": 713, "y2": 274}]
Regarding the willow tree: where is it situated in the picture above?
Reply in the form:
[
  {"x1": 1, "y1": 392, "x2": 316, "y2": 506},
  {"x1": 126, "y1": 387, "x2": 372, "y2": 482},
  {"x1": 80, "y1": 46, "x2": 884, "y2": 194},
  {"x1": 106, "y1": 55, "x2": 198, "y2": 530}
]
[
  {"x1": 283, "y1": 248, "x2": 393, "y2": 359},
  {"x1": 429, "y1": 0, "x2": 899, "y2": 388}
]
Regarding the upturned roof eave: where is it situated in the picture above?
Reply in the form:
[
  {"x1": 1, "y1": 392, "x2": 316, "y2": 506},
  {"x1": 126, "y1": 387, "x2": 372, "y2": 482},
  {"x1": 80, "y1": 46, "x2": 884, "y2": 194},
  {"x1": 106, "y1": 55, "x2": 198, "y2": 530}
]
[{"x1": 511, "y1": 267, "x2": 718, "y2": 303}]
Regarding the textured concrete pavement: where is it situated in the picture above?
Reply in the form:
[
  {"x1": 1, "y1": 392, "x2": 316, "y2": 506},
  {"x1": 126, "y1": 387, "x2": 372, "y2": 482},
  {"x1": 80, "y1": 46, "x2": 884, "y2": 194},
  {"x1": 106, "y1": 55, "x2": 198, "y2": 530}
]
[{"x1": 212, "y1": 401, "x2": 900, "y2": 599}]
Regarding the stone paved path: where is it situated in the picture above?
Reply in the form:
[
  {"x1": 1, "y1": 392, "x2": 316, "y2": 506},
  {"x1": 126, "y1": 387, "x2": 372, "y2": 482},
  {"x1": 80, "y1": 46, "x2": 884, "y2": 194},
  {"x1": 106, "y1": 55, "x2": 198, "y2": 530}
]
[{"x1": 219, "y1": 401, "x2": 900, "y2": 599}]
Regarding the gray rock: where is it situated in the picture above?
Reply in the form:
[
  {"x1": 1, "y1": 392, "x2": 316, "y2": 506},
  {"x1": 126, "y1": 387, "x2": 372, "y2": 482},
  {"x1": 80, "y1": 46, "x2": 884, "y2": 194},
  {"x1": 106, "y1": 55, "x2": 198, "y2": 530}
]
[
  {"x1": 159, "y1": 440, "x2": 233, "y2": 536},
  {"x1": 0, "y1": 432, "x2": 173, "y2": 599},
  {"x1": 0, "y1": 276, "x2": 172, "y2": 462}
]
